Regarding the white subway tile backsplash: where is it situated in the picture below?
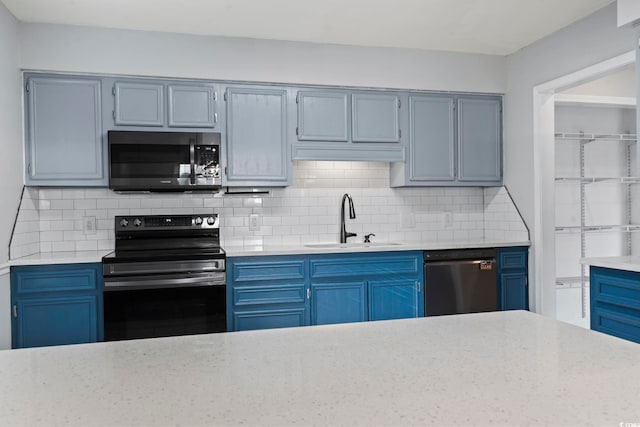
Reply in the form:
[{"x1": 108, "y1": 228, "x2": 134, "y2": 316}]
[{"x1": 9, "y1": 162, "x2": 529, "y2": 255}]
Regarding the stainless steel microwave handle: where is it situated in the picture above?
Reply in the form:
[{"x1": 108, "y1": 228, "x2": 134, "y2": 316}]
[{"x1": 104, "y1": 272, "x2": 226, "y2": 291}]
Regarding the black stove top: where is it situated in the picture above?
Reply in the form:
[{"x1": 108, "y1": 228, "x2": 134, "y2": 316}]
[
  {"x1": 102, "y1": 214, "x2": 224, "y2": 264},
  {"x1": 103, "y1": 248, "x2": 225, "y2": 263}
]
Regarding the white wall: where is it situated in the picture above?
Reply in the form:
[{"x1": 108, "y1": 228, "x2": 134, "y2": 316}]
[
  {"x1": 617, "y1": 0, "x2": 640, "y2": 27},
  {"x1": 18, "y1": 23, "x2": 505, "y2": 93},
  {"x1": 561, "y1": 66, "x2": 636, "y2": 97},
  {"x1": 505, "y1": 3, "x2": 636, "y2": 314},
  {"x1": 0, "y1": 0, "x2": 22, "y2": 350},
  {"x1": 0, "y1": 2, "x2": 23, "y2": 264}
]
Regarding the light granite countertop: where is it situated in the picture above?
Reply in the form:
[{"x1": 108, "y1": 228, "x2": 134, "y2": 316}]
[
  {"x1": 5, "y1": 240, "x2": 530, "y2": 266},
  {"x1": 224, "y1": 239, "x2": 530, "y2": 257},
  {"x1": 0, "y1": 311, "x2": 638, "y2": 426},
  {"x1": 581, "y1": 256, "x2": 640, "y2": 273}
]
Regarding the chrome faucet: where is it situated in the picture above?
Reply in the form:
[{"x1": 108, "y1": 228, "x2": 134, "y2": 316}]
[{"x1": 340, "y1": 193, "x2": 357, "y2": 243}]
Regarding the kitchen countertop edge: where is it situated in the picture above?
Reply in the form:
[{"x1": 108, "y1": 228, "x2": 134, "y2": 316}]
[
  {"x1": 224, "y1": 240, "x2": 530, "y2": 257},
  {"x1": 5, "y1": 241, "x2": 531, "y2": 266}
]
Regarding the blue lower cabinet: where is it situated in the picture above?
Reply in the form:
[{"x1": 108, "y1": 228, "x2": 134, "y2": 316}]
[
  {"x1": 233, "y1": 308, "x2": 307, "y2": 331},
  {"x1": 496, "y1": 247, "x2": 529, "y2": 311},
  {"x1": 15, "y1": 295, "x2": 99, "y2": 348},
  {"x1": 590, "y1": 266, "x2": 640, "y2": 344},
  {"x1": 311, "y1": 281, "x2": 367, "y2": 325},
  {"x1": 368, "y1": 279, "x2": 420, "y2": 321},
  {"x1": 11, "y1": 263, "x2": 103, "y2": 349},
  {"x1": 228, "y1": 251, "x2": 424, "y2": 332}
]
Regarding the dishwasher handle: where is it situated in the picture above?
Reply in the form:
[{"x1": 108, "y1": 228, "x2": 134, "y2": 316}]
[{"x1": 424, "y1": 259, "x2": 496, "y2": 270}]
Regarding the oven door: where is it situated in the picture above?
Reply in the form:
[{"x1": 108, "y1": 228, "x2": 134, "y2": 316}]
[{"x1": 103, "y1": 271, "x2": 226, "y2": 341}]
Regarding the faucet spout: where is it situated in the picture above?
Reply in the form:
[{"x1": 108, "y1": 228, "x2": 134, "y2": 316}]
[{"x1": 340, "y1": 193, "x2": 357, "y2": 244}]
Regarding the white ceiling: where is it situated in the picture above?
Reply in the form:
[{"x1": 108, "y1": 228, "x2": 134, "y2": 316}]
[{"x1": 1, "y1": 0, "x2": 615, "y2": 56}]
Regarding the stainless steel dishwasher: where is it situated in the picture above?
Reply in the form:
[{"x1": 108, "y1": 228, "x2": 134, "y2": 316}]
[{"x1": 424, "y1": 249, "x2": 497, "y2": 316}]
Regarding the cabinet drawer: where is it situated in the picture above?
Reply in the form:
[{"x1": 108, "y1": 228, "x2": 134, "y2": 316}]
[
  {"x1": 12, "y1": 265, "x2": 99, "y2": 294},
  {"x1": 234, "y1": 308, "x2": 307, "y2": 331},
  {"x1": 232, "y1": 260, "x2": 305, "y2": 283},
  {"x1": 498, "y1": 251, "x2": 526, "y2": 270},
  {"x1": 591, "y1": 271, "x2": 640, "y2": 311},
  {"x1": 310, "y1": 254, "x2": 420, "y2": 279},
  {"x1": 233, "y1": 284, "x2": 306, "y2": 307},
  {"x1": 591, "y1": 307, "x2": 640, "y2": 344}
]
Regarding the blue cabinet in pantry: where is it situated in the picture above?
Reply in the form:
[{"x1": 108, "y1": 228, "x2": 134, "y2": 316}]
[
  {"x1": 227, "y1": 251, "x2": 424, "y2": 332},
  {"x1": 590, "y1": 266, "x2": 640, "y2": 344},
  {"x1": 11, "y1": 263, "x2": 103, "y2": 349},
  {"x1": 24, "y1": 74, "x2": 106, "y2": 186}
]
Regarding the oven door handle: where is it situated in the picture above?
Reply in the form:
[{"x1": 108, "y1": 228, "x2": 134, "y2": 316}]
[{"x1": 103, "y1": 272, "x2": 226, "y2": 291}]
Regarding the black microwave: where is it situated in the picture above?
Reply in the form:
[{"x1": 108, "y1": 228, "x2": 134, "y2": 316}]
[{"x1": 108, "y1": 131, "x2": 221, "y2": 192}]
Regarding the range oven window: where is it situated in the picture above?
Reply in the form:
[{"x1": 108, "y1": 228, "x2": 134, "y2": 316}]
[
  {"x1": 110, "y1": 144, "x2": 190, "y2": 179},
  {"x1": 104, "y1": 285, "x2": 226, "y2": 341}
]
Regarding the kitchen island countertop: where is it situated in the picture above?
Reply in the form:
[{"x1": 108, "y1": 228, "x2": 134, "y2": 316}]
[
  {"x1": 581, "y1": 256, "x2": 640, "y2": 273},
  {"x1": 0, "y1": 310, "x2": 638, "y2": 426}
]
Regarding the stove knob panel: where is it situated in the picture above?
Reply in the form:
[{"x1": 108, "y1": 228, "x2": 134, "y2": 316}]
[
  {"x1": 207, "y1": 216, "x2": 215, "y2": 225},
  {"x1": 119, "y1": 218, "x2": 129, "y2": 228},
  {"x1": 133, "y1": 218, "x2": 142, "y2": 227},
  {"x1": 195, "y1": 217, "x2": 203, "y2": 225}
]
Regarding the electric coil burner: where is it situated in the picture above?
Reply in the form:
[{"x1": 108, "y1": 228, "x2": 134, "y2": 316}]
[{"x1": 102, "y1": 214, "x2": 226, "y2": 341}]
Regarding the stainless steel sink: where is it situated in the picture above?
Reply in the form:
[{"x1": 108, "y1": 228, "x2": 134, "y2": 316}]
[{"x1": 304, "y1": 242, "x2": 403, "y2": 249}]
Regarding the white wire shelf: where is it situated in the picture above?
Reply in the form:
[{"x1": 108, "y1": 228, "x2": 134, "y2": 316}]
[
  {"x1": 555, "y1": 225, "x2": 640, "y2": 234},
  {"x1": 555, "y1": 176, "x2": 640, "y2": 184},
  {"x1": 555, "y1": 132, "x2": 637, "y2": 142},
  {"x1": 556, "y1": 276, "x2": 588, "y2": 288}
]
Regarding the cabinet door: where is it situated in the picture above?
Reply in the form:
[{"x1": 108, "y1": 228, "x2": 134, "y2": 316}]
[
  {"x1": 408, "y1": 95, "x2": 455, "y2": 182},
  {"x1": 26, "y1": 76, "x2": 105, "y2": 185},
  {"x1": 311, "y1": 281, "x2": 367, "y2": 325},
  {"x1": 13, "y1": 295, "x2": 99, "y2": 348},
  {"x1": 297, "y1": 91, "x2": 349, "y2": 141},
  {"x1": 168, "y1": 84, "x2": 217, "y2": 128},
  {"x1": 500, "y1": 273, "x2": 528, "y2": 310},
  {"x1": 352, "y1": 93, "x2": 400, "y2": 143},
  {"x1": 457, "y1": 97, "x2": 502, "y2": 182},
  {"x1": 368, "y1": 279, "x2": 420, "y2": 321},
  {"x1": 233, "y1": 308, "x2": 307, "y2": 331},
  {"x1": 113, "y1": 82, "x2": 164, "y2": 126},
  {"x1": 225, "y1": 87, "x2": 288, "y2": 184}
]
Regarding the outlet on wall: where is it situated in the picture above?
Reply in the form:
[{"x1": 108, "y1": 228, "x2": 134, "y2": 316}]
[
  {"x1": 443, "y1": 211, "x2": 453, "y2": 229},
  {"x1": 249, "y1": 214, "x2": 261, "y2": 231},
  {"x1": 83, "y1": 216, "x2": 96, "y2": 235}
]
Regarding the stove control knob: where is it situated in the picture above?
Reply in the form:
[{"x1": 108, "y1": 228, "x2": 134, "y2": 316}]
[
  {"x1": 133, "y1": 218, "x2": 142, "y2": 227},
  {"x1": 207, "y1": 216, "x2": 215, "y2": 225},
  {"x1": 119, "y1": 218, "x2": 129, "y2": 228},
  {"x1": 195, "y1": 217, "x2": 203, "y2": 225}
]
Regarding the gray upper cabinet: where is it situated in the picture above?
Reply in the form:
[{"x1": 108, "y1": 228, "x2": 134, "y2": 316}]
[
  {"x1": 225, "y1": 87, "x2": 289, "y2": 186},
  {"x1": 297, "y1": 91, "x2": 349, "y2": 141},
  {"x1": 390, "y1": 94, "x2": 502, "y2": 187},
  {"x1": 293, "y1": 89, "x2": 405, "y2": 162},
  {"x1": 457, "y1": 97, "x2": 502, "y2": 182},
  {"x1": 408, "y1": 95, "x2": 455, "y2": 182},
  {"x1": 168, "y1": 84, "x2": 217, "y2": 128},
  {"x1": 25, "y1": 75, "x2": 106, "y2": 186},
  {"x1": 113, "y1": 82, "x2": 164, "y2": 127},
  {"x1": 352, "y1": 93, "x2": 400, "y2": 143}
]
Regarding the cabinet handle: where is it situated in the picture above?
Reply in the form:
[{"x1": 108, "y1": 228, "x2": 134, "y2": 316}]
[
  {"x1": 27, "y1": 163, "x2": 32, "y2": 177},
  {"x1": 13, "y1": 305, "x2": 17, "y2": 318},
  {"x1": 214, "y1": 113, "x2": 218, "y2": 123},
  {"x1": 418, "y1": 282, "x2": 421, "y2": 293},
  {"x1": 307, "y1": 288, "x2": 310, "y2": 299}
]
